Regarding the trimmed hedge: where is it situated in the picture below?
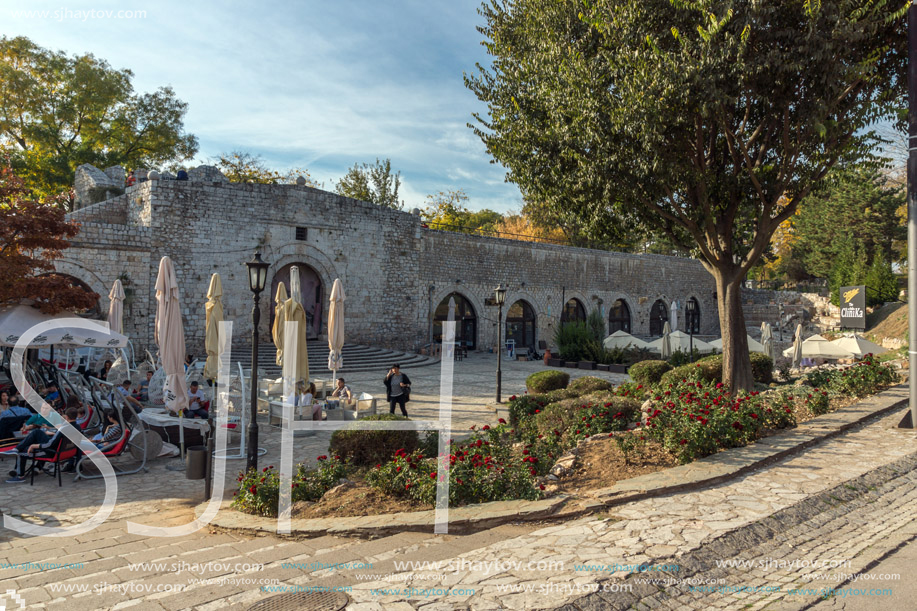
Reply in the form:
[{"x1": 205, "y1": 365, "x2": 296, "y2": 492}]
[
  {"x1": 535, "y1": 392, "x2": 640, "y2": 437},
  {"x1": 660, "y1": 353, "x2": 773, "y2": 387},
  {"x1": 329, "y1": 414, "x2": 417, "y2": 466},
  {"x1": 526, "y1": 370, "x2": 570, "y2": 393},
  {"x1": 628, "y1": 360, "x2": 673, "y2": 386},
  {"x1": 567, "y1": 376, "x2": 614, "y2": 394}
]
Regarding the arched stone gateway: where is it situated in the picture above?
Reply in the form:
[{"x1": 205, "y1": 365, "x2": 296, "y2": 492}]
[
  {"x1": 649, "y1": 299, "x2": 669, "y2": 336},
  {"x1": 433, "y1": 292, "x2": 477, "y2": 350},
  {"x1": 506, "y1": 299, "x2": 537, "y2": 348},
  {"x1": 270, "y1": 263, "x2": 323, "y2": 339}
]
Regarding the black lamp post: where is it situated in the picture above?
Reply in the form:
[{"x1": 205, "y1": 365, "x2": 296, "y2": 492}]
[
  {"x1": 494, "y1": 285, "x2": 507, "y2": 403},
  {"x1": 245, "y1": 252, "x2": 270, "y2": 472},
  {"x1": 686, "y1": 299, "x2": 697, "y2": 362}
]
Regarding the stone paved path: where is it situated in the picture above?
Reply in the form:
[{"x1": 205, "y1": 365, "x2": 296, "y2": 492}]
[{"x1": 343, "y1": 408, "x2": 917, "y2": 610}]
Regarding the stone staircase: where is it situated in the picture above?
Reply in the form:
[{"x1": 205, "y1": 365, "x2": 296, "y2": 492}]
[{"x1": 231, "y1": 340, "x2": 438, "y2": 377}]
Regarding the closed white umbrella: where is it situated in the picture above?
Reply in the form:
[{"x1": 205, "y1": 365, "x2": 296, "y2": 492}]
[
  {"x1": 154, "y1": 256, "x2": 189, "y2": 415},
  {"x1": 203, "y1": 273, "x2": 224, "y2": 381},
  {"x1": 830, "y1": 334, "x2": 889, "y2": 358},
  {"x1": 709, "y1": 335, "x2": 766, "y2": 354},
  {"x1": 290, "y1": 266, "x2": 303, "y2": 306},
  {"x1": 602, "y1": 330, "x2": 650, "y2": 351},
  {"x1": 670, "y1": 301, "x2": 679, "y2": 332},
  {"x1": 327, "y1": 278, "x2": 345, "y2": 374},
  {"x1": 782, "y1": 334, "x2": 854, "y2": 360},
  {"x1": 790, "y1": 324, "x2": 803, "y2": 368},
  {"x1": 282, "y1": 296, "x2": 309, "y2": 384},
  {"x1": 108, "y1": 279, "x2": 125, "y2": 335},
  {"x1": 272, "y1": 283, "x2": 288, "y2": 367}
]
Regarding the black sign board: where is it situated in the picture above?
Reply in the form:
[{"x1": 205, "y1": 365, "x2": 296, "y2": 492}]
[{"x1": 839, "y1": 285, "x2": 866, "y2": 329}]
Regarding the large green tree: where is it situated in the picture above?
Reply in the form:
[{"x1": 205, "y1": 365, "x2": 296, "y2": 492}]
[
  {"x1": 213, "y1": 151, "x2": 317, "y2": 186},
  {"x1": 0, "y1": 36, "x2": 198, "y2": 208},
  {"x1": 466, "y1": 0, "x2": 905, "y2": 390},
  {"x1": 422, "y1": 189, "x2": 503, "y2": 234},
  {"x1": 335, "y1": 157, "x2": 403, "y2": 209}
]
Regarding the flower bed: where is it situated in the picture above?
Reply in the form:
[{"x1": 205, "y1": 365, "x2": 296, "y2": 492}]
[{"x1": 229, "y1": 357, "x2": 899, "y2": 518}]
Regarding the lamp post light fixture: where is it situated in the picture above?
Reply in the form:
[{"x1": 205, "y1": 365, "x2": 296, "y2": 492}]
[
  {"x1": 686, "y1": 298, "x2": 697, "y2": 362},
  {"x1": 494, "y1": 284, "x2": 507, "y2": 403},
  {"x1": 245, "y1": 251, "x2": 270, "y2": 472}
]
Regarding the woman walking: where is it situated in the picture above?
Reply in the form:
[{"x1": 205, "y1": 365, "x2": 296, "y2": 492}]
[{"x1": 383, "y1": 364, "x2": 411, "y2": 417}]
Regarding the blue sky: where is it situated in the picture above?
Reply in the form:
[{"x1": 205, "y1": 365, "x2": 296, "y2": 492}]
[{"x1": 2, "y1": 0, "x2": 523, "y2": 212}]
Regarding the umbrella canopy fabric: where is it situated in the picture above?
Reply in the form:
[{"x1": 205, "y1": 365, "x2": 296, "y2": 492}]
[
  {"x1": 830, "y1": 334, "x2": 889, "y2": 358},
  {"x1": 649, "y1": 329, "x2": 715, "y2": 355},
  {"x1": 791, "y1": 324, "x2": 803, "y2": 368},
  {"x1": 203, "y1": 273, "x2": 224, "y2": 381},
  {"x1": 282, "y1": 297, "x2": 310, "y2": 383},
  {"x1": 290, "y1": 266, "x2": 302, "y2": 306},
  {"x1": 602, "y1": 330, "x2": 650, "y2": 351},
  {"x1": 0, "y1": 304, "x2": 127, "y2": 348},
  {"x1": 782, "y1": 334, "x2": 854, "y2": 360},
  {"x1": 108, "y1": 279, "x2": 125, "y2": 335},
  {"x1": 670, "y1": 301, "x2": 679, "y2": 332},
  {"x1": 327, "y1": 278, "x2": 345, "y2": 372},
  {"x1": 272, "y1": 283, "x2": 288, "y2": 367},
  {"x1": 154, "y1": 256, "x2": 189, "y2": 414},
  {"x1": 660, "y1": 321, "x2": 672, "y2": 359},
  {"x1": 708, "y1": 335, "x2": 766, "y2": 354}
]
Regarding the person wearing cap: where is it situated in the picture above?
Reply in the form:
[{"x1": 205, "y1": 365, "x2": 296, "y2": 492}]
[{"x1": 383, "y1": 364, "x2": 411, "y2": 417}]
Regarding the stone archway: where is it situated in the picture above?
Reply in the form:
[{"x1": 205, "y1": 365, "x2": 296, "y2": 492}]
[{"x1": 270, "y1": 263, "x2": 323, "y2": 339}]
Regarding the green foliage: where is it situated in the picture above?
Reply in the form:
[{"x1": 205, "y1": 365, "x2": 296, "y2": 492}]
[
  {"x1": 667, "y1": 348, "x2": 702, "y2": 367},
  {"x1": 865, "y1": 253, "x2": 899, "y2": 305},
  {"x1": 567, "y1": 376, "x2": 614, "y2": 394},
  {"x1": 335, "y1": 157, "x2": 403, "y2": 209},
  {"x1": 422, "y1": 189, "x2": 503, "y2": 235},
  {"x1": 828, "y1": 236, "x2": 869, "y2": 306},
  {"x1": 525, "y1": 370, "x2": 570, "y2": 393},
  {"x1": 749, "y1": 353, "x2": 774, "y2": 384},
  {"x1": 661, "y1": 360, "x2": 722, "y2": 387},
  {"x1": 629, "y1": 360, "x2": 673, "y2": 387},
  {"x1": 232, "y1": 458, "x2": 348, "y2": 517},
  {"x1": 534, "y1": 393, "x2": 639, "y2": 440},
  {"x1": 553, "y1": 321, "x2": 595, "y2": 361},
  {"x1": 586, "y1": 308, "x2": 605, "y2": 342},
  {"x1": 465, "y1": 0, "x2": 906, "y2": 390},
  {"x1": 803, "y1": 358, "x2": 898, "y2": 397},
  {"x1": 213, "y1": 151, "x2": 316, "y2": 186},
  {"x1": 614, "y1": 431, "x2": 647, "y2": 465},
  {"x1": 0, "y1": 36, "x2": 197, "y2": 207},
  {"x1": 329, "y1": 414, "x2": 418, "y2": 466}
]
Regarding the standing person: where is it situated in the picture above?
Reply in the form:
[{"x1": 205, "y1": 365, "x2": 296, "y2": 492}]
[{"x1": 384, "y1": 364, "x2": 411, "y2": 417}]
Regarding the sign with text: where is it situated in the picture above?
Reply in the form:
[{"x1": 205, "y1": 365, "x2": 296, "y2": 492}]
[{"x1": 839, "y1": 285, "x2": 866, "y2": 329}]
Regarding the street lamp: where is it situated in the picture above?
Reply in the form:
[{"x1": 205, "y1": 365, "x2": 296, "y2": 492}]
[
  {"x1": 245, "y1": 251, "x2": 270, "y2": 472},
  {"x1": 685, "y1": 298, "x2": 697, "y2": 362},
  {"x1": 494, "y1": 284, "x2": 507, "y2": 403}
]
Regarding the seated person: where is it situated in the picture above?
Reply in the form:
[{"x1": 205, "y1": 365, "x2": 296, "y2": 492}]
[
  {"x1": 183, "y1": 381, "x2": 209, "y2": 418},
  {"x1": 99, "y1": 360, "x2": 113, "y2": 380},
  {"x1": 285, "y1": 381, "x2": 321, "y2": 420},
  {"x1": 6, "y1": 407, "x2": 78, "y2": 483},
  {"x1": 326, "y1": 378, "x2": 353, "y2": 408},
  {"x1": 0, "y1": 401, "x2": 32, "y2": 441},
  {"x1": 134, "y1": 370, "x2": 153, "y2": 402},
  {"x1": 92, "y1": 411, "x2": 123, "y2": 449},
  {"x1": 113, "y1": 380, "x2": 144, "y2": 412},
  {"x1": 41, "y1": 383, "x2": 62, "y2": 409}
]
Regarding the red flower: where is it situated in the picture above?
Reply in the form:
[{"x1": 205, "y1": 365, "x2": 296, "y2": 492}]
[
  {"x1": 482, "y1": 425, "x2": 490, "y2": 430},
  {"x1": 498, "y1": 418, "x2": 506, "y2": 424},
  {"x1": 262, "y1": 467, "x2": 269, "y2": 472},
  {"x1": 535, "y1": 409, "x2": 541, "y2": 414},
  {"x1": 249, "y1": 486, "x2": 256, "y2": 494},
  {"x1": 405, "y1": 483, "x2": 411, "y2": 490},
  {"x1": 396, "y1": 466, "x2": 402, "y2": 472},
  {"x1": 529, "y1": 468, "x2": 537, "y2": 475},
  {"x1": 680, "y1": 439, "x2": 687, "y2": 445},
  {"x1": 317, "y1": 455, "x2": 327, "y2": 461},
  {"x1": 539, "y1": 484, "x2": 546, "y2": 490},
  {"x1": 430, "y1": 472, "x2": 437, "y2": 479},
  {"x1": 716, "y1": 383, "x2": 723, "y2": 389},
  {"x1": 510, "y1": 395, "x2": 517, "y2": 400},
  {"x1": 457, "y1": 478, "x2": 463, "y2": 485},
  {"x1": 750, "y1": 413, "x2": 758, "y2": 420}
]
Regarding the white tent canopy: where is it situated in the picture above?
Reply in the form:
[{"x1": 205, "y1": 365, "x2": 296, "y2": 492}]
[
  {"x1": 648, "y1": 330, "x2": 715, "y2": 355},
  {"x1": 0, "y1": 304, "x2": 127, "y2": 348},
  {"x1": 708, "y1": 335, "x2": 766, "y2": 354},
  {"x1": 830, "y1": 334, "x2": 888, "y2": 358},
  {"x1": 602, "y1": 330, "x2": 650, "y2": 351},
  {"x1": 782, "y1": 334, "x2": 854, "y2": 360}
]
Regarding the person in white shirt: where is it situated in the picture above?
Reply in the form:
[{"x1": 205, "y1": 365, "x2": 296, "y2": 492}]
[
  {"x1": 285, "y1": 380, "x2": 321, "y2": 420},
  {"x1": 184, "y1": 381, "x2": 209, "y2": 418}
]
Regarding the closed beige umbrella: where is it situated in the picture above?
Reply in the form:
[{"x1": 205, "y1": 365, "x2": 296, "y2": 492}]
[
  {"x1": 203, "y1": 273, "x2": 224, "y2": 381},
  {"x1": 327, "y1": 278, "x2": 345, "y2": 375},
  {"x1": 154, "y1": 256, "x2": 189, "y2": 414},
  {"x1": 290, "y1": 266, "x2": 303, "y2": 306},
  {"x1": 660, "y1": 321, "x2": 672, "y2": 359},
  {"x1": 272, "y1": 283, "x2": 288, "y2": 367},
  {"x1": 108, "y1": 279, "x2": 125, "y2": 335},
  {"x1": 283, "y1": 296, "x2": 309, "y2": 383}
]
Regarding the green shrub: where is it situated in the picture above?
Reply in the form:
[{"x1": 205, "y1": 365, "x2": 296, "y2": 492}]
[
  {"x1": 629, "y1": 360, "x2": 673, "y2": 386},
  {"x1": 661, "y1": 359, "x2": 722, "y2": 387},
  {"x1": 567, "y1": 376, "x2": 614, "y2": 394},
  {"x1": 534, "y1": 392, "x2": 639, "y2": 438},
  {"x1": 554, "y1": 322, "x2": 594, "y2": 362},
  {"x1": 537, "y1": 388, "x2": 579, "y2": 403},
  {"x1": 668, "y1": 348, "x2": 702, "y2": 367},
  {"x1": 329, "y1": 414, "x2": 418, "y2": 466},
  {"x1": 232, "y1": 457, "x2": 348, "y2": 517},
  {"x1": 526, "y1": 370, "x2": 570, "y2": 393},
  {"x1": 750, "y1": 353, "x2": 773, "y2": 384},
  {"x1": 507, "y1": 394, "x2": 544, "y2": 428}
]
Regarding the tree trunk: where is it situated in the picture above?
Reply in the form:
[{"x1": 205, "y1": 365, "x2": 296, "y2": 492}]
[{"x1": 713, "y1": 266, "x2": 755, "y2": 391}]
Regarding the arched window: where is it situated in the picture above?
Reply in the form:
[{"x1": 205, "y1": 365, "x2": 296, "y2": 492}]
[
  {"x1": 608, "y1": 299, "x2": 631, "y2": 333},
  {"x1": 506, "y1": 300, "x2": 537, "y2": 348},
  {"x1": 649, "y1": 299, "x2": 669, "y2": 336},
  {"x1": 685, "y1": 297, "x2": 700, "y2": 334},
  {"x1": 434, "y1": 293, "x2": 477, "y2": 350},
  {"x1": 270, "y1": 263, "x2": 323, "y2": 339},
  {"x1": 560, "y1": 298, "x2": 586, "y2": 323}
]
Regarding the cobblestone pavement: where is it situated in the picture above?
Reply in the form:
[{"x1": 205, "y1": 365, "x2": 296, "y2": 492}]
[{"x1": 343, "y1": 408, "x2": 917, "y2": 610}]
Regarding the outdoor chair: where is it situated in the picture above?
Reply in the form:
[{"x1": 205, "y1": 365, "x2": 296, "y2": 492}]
[{"x1": 26, "y1": 436, "x2": 78, "y2": 487}]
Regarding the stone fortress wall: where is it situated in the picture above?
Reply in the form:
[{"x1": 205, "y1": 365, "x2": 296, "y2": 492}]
[{"x1": 60, "y1": 165, "x2": 720, "y2": 356}]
